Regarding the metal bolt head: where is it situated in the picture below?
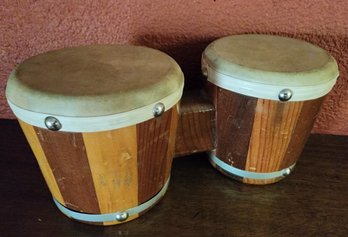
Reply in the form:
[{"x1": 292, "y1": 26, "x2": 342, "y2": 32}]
[
  {"x1": 278, "y1": 89, "x2": 293, "y2": 102},
  {"x1": 44, "y1": 116, "x2": 62, "y2": 131},
  {"x1": 282, "y1": 168, "x2": 291, "y2": 177},
  {"x1": 153, "y1": 103, "x2": 165, "y2": 117},
  {"x1": 115, "y1": 212, "x2": 128, "y2": 222}
]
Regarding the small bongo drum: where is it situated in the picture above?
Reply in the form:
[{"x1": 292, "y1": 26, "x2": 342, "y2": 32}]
[
  {"x1": 6, "y1": 45, "x2": 184, "y2": 225},
  {"x1": 202, "y1": 34, "x2": 339, "y2": 185}
]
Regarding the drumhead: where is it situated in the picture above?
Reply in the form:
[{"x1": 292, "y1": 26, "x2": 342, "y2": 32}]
[
  {"x1": 6, "y1": 45, "x2": 184, "y2": 132},
  {"x1": 202, "y1": 34, "x2": 339, "y2": 101}
]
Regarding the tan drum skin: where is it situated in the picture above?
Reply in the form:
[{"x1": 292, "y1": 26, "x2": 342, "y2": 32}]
[
  {"x1": 6, "y1": 45, "x2": 184, "y2": 225},
  {"x1": 203, "y1": 34, "x2": 339, "y2": 185}
]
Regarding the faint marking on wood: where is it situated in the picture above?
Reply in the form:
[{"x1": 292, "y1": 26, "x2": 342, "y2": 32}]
[{"x1": 82, "y1": 126, "x2": 138, "y2": 215}]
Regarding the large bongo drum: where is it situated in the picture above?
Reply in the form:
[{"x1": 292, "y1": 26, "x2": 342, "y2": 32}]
[
  {"x1": 6, "y1": 45, "x2": 184, "y2": 225},
  {"x1": 202, "y1": 34, "x2": 339, "y2": 185}
]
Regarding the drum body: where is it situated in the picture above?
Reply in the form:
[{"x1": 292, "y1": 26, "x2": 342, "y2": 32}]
[
  {"x1": 203, "y1": 34, "x2": 339, "y2": 185},
  {"x1": 6, "y1": 45, "x2": 184, "y2": 224}
]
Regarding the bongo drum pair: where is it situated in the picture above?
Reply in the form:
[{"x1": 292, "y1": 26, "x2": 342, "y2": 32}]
[{"x1": 6, "y1": 34, "x2": 339, "y2": 225}]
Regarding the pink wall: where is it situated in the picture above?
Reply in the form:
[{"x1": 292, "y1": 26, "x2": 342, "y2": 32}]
[{"x1": 1, "y1": 0, "x2": 348, "y2": 135}]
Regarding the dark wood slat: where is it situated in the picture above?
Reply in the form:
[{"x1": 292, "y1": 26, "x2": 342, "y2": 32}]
[
  {"x1": 280, "y1": 97, "x2": 325, "y2": 169},
  {"x1": 137, "y1": 109, "x2": 173, "y2": 204},
  {"x1": 215, "y1": 87, "x2": 258, "y2": 169},
  {"x1": 33, "y1": 128, "x2": 100, "y2": 213},
  {"x1": 1, "y1": 119, "x2": 348, "y2": 236}
]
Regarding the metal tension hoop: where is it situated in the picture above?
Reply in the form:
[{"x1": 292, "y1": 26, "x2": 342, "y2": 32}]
[
  {"x1": 210, "y1": 154, "x2": 295, "y2": 180},
  {"x1": 53, "y1": 178, "x2": 170, "y2": 223}
]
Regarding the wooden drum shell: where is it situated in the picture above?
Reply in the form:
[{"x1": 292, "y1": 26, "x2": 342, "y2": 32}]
[
  {"x1": 18, "y1": 104, "x2": 179, "y2": 225},
  {"x1": 6, "y1": 45, "x2": 184, "y2": 225},
  {"x1": 209, "y1": 84, "x2": 324, "y2": 184},
  {"x1": 203, "y1": 34, "x2": 338, "y2": 185}
]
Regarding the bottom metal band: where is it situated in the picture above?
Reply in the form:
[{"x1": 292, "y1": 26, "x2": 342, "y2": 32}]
[
  {"x1": 210, "y1": 154, "x2": 296, "y2": 180},
  {"x1": 53, "y1": 177, "x2": 170, "y2": 223}
]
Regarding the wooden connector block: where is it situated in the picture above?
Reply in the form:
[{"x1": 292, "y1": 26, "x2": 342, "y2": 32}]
[{"x1": 174, "y1": 90, "x2": 216, "y2": 157}]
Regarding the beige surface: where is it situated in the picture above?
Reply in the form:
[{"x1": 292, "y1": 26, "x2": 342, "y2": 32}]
[
  {"x1": 6, "y1": 45, "x2": 184, "y2": 117},
  {"x1": 203, "y1": 34, "x2": 338, "y2": 86}
]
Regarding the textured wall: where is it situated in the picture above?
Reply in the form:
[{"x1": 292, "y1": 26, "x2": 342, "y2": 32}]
[{"x1": 1, "y1": 0, "x2": 347, "y2": 135}]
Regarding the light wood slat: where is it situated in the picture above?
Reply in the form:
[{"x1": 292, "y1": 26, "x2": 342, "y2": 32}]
[
  {"x1": 83, "y1": 126, "x2": 138, "y2": 218},
  {"x1": 164, "y1": 104, "x2": 179, "y2": 182},
  {"x1": 244, "y1": 99, "x2": 303, "y2": 184},
  {"x1": 18, "y1": 120, "x2": 64, "y2": 204}
]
